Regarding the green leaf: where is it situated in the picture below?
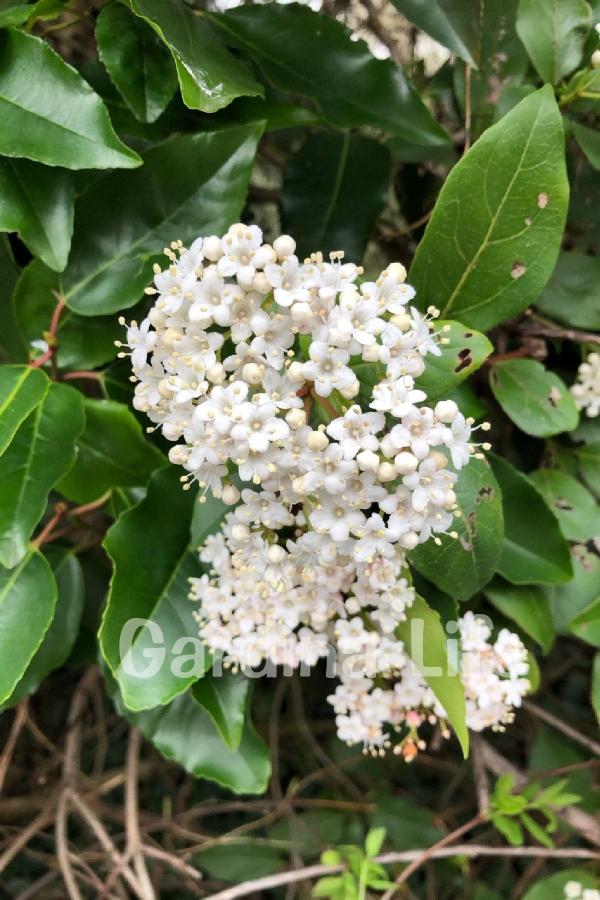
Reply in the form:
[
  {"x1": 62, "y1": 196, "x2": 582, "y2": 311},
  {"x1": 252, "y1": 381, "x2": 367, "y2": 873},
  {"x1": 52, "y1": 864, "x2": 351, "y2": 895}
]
[
  {"x1": 410, "y1": 87, "x2": 569, "y2": 331},
  {"x1": 0, "y1": 237, "x2": 28, "y2": 364},
  {"x1": 190, "y1": 491, "x2": 230, "y2": 549},
  {"x1": 0, "y1": 382, "x2": 84, "y2": 568},
  {"x1": 197, "y1": 844, "x2": 283, "y2": 883},
  {"x1": 516, "y1": 0, "x2": 591, "y2": 84},
  {"x1": 491, "y1": 813, "x2": 524, "y2": 845},
  {"x1": 414, "y1": 320, "x2": 492, "y2": 403},
  {"x1": 114, "y1": 685, "x2": 271, "y2": 794},
  {"x1": 593, "y1": 652, "x2": 600, "y2": 727},
  {"x1": 57, "y1": 398, "x2": 165, "y2": 505},
  {"x1": 523, "y1": 871, "x2": 599, "y2": 900},
  {"x1": 0, "y1": 549, "x2": 57, "y2": 704},
  {"x1": 454, "y1": 0, "x2": 529, "y2": 141},
  {"x1": 576, "y1": 440, "x2": 600, "y2": 498},
  {"x1": 542, "y1": 544, "x2": 600, "y2": 632},
  {"x1": 1, "y1": 548, "x2": 84, "y2": 709},
  {"x1": 364, "y1": 827, "x2": 386, "y2": 858},
  {"x1": 520, "y1": 811, "x2": 554, "y2": 848},
  {"x1": 528, "y1": 469, "x2": 600, "y2": 542},
  {"x1": 192, "y1": 669, "x2": 250, "y2": 750},
  {"x1": 0, "y1": 158, "x2": 73, "y2": 272},
  {"x1": 494, "y1": 793, "x2": 527, "y2": 815},
  {"x1": 281, "y1": 131, "x2": 392, "y2": 263},
  {"x1": 487, "y1": 453, "x2": 572, "y2": 585},
  {"x1": 0, "y1": 365, "x2": 48, "y2": 457},
  {"x1": 212, "y1": 4, "x2": 450, "y2": 146},
  {"x1": 62, "y1": 124, "x2": 262, "y2": 316},
  {"x1": 484, "y1": 578, "x2": 556, "y2": 653},
  {"x1": 567, "y1": 595, "x2": 600, "y2": 646},
  {"x1": 395, "y1": 594, "x2": 468, "y2": 755},
  {"x1": 0, "y1": 28, "x2": 141, "y2": 170},
  {"x1": 389, "y1": 0, "x2": 479, "y2": 66},
  {"x1": 536, "y1": 252, "x2": 600, "y2": 330},
  {"x1": 96, "y1": 3, "x2": 178, "y2": 124},
  {"x1": 101, "y1": 466, "x2": 208, "y2": 710},
  {"x1": 14, "y1": 260, "x2": 133, "y2": 371},
  {"x1": 490, "y1": 360, "x2": 579, "y2": 437},
  {"x1": 494, "y1": 773, "x2": 516, "y2": 799},
  {"x1": 572, "y1": 121, "x2": 600, "y2": 172},
  {"x1": 408, "y1": 457, "x2": 504, "y2": 600},
  {"x1": 124, "y1": 0, "x2": 263, "y2": 113}
]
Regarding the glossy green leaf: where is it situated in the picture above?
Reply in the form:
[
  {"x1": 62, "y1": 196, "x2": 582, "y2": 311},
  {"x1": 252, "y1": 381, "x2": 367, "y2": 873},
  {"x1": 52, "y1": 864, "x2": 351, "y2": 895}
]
[
  {"x1": 488, "y1": 453, "x2": 572, "y2": 585},
  {"x1": 568, "y1": 595, "x2": 600, "y2": 646},
  {"x1": 543, "y1": 545, "x2": 600, "y2": 631},
  {"x1": 62, "y1": 124, "x2": 262, "y2": 316},
  {"x1": 0, "y1": 28, "x2": 141, "y2": 170},
  {"x1": 528, "y1": 469, "x2": 600, "y2": 542},
  {"x1": 389, "y1": 0, "x2": 479, "y2": 66},
  {"x1": 523, "y1": 871, "x2": 599, "y2": 900},
  {"x1": 395, "y1": 594, "x2": 468, "y2": 755},
  {"x1": 0, "y1": 158, "x2": 73, "y2": 272},
  {"x1": 281, "y1": 131, "x2": 392, "y2": 263},
  {"x1": 0, "y1": 0, "x2": 32, "y2": 26},
  {"x1": 96, "y1": 3, "x2": 178, "y2": 124},
  {"x1": 57, "y1": 399, "x2": 165, "y2": 505},
  {"x1": 414, "y1": 320, "x2": 493, "y2": 403},
  {"x1": 117, "y1": 687, "x2": 271, "y2": 794},
  {"x1": 484, "y1": 577, "x2": 556, "y2": 653},
  {"x1": 516, "y1": 0, "x2": 591, "y2": 84},
  {"x1": 408, "y1": 457, "x2": 504, "y2": 600},
  {"x1": 0, "y1": 382, "x2": 85, "y2": 568},
  {"x1": 124, "y1": 0, "x2": 262, "y2": 113},
  {"x1": 490, "y1": 360, "x2": 579, "y2": 437},
  {"x1": 1, "y1": 548, "x2": 84, "y2": 709},
  {"x1": 454, "y1": 0, "x2": 529, "y2": 140},
  {"x1": 593, "y1": 653, "x2": 600, "y2": 727},
  {"x1": 410, "y1": 87, "x2": 569, "y2": 331},
  {"x1": 192, "y1": 669, "x2": 250, "y2": 750},
  {"x1": 213, "y1": 4, "x2": 450, "y2": 146},
  {"x1": 101, "y1": 466, "x2": 207, "y2": 710},
  {"x1": 0, "y1": 549, "x2": 57, "y2": 704},
  {"x1": 0, "y1": 365, "x2": 48, "y2": 457},
  {"x1": 536, "y1": 252, "x2": 600, "y2": 330},
  {"x1": 190, "y1": 491, "x2": 230, "y2": 549}
]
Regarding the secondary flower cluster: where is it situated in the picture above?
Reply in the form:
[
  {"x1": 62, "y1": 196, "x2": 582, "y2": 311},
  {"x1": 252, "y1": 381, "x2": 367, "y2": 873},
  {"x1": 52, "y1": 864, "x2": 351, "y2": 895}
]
[
  {"x1": 565, "y1": 883, "x2": 600, "y2": 900},
  {"x1": 122, "y1": 224, "x2": 528, "y2": 752},
  {"x1": 571, "y1": 352, "x2": 600, "y2": 417}
]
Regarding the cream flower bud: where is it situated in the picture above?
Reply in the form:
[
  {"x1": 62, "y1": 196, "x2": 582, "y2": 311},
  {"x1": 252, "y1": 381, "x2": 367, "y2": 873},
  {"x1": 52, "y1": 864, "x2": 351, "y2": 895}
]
[
  {"x1": 287, "y1": 361, "x2": 306, "y2": 384},
  {"x1": 388, "y1": 262, "x2": 407, "y2": 282},
  {"x1": 158, "y1": 379, "x2": 175, "y2": 399},
  {"x1": 202, "y1": 235, "x2": 223, "y2": 261},
  {"x1": 592, "y1": 48, "x2": 600, "y2": 66},
  {"x1": 389, "y1": 313, "x2": 411, "y2": 330},
  {"x1": 242, "y1": 363, "x2": 264, "y2": 385},
  {"x1": 148, "y1": 307, "x2": 168, "y2": 328},
  {"x1": 435, "y1": 399, "x2": 459, "y2": 422},
  {"x1": 267, "y1": 543, "x2": 286, "y2": 564},
  {"x1": 379, "y1": 435, "x2": 396, "y2": 459},
  {"x1": 445, "y1": 489, "x2": 457, "y2": 507},
  {"x1": 377, "y1": 461, "x2": 397, "y2": 482},
  {"x1": 339, "y1": 379, "x2": 360, "y2": 399},
  {"x1": 428, "y1": 450, "x2": 449, "y2": 470},
  {"x1": 356, "y1": 449, "x2": 379, "y2": 472},
  {"x1": 306, "y1": 430, "x2": 329, "y2": 451},
  {"x1": 399, "y1": 531, "x2": 419, "y2": 550},
  {"x1": 231, "y1": 523, "x2": 251, "y2": 542},
  {"x1": 286, "y1": 408, "x2": 306, "y2": 429},
  {"x1": 361, "y1": 343, "x2": 381, "y2": 362},
  {"x1": 168, "y1": 445, "x2": 187, "y2": 465},
  {"x1": 273, "y1": 234, "x2": 296, "y2": 260},
  {"x1": 394, "y1": 451, "x2": 419, "y2": 474},
  {"x1": 206, "y1": 363, "x2": 225, "y2": 383},
  {"x1": 290, "y1": 302, "x2": 313, "y2": 326},
  {"x1": 222, "y1": 484, "x2": 240, "y2": 505},
  {"x1": 252, "y1": 271, "x2": 271, "y2": 294}
]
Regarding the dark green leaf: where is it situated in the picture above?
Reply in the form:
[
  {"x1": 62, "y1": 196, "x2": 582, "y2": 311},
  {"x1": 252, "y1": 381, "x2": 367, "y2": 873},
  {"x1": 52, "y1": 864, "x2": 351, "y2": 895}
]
[
  {"x1": 567, "y1": 595, "x2": 600, "y2": 646},
  {"x1": 543, "y1": 545, "x2": 600, "y2": 631},
  {"x1": 62, "y1": 124, "x2": 262, "y2": 316},
  {"x1": 389, "y1": 0, "x2": 479, "y2": 66},
  {"x1": 490, "y1": 360, "x2": 579, "y2": 437},
  {"x1": 414, "y1": 320, "x2": 492, "y2": 403},
  {"x1": 0, "y1": 237, "x2": 27, "y2": 364},
  {"x1": 593, "y1": 652, "x2": 600, "y2": 727},
  {"x1": 536, "y1": 252, "x2": 600, "y2": 330},
  {"x1": 213, "y1": 5, "x2": 450, "y2": 146},
  {"x1": 408, "y1": 457, "x2": 504, "y2": 600},
  {"x1": 484, "y1": 578, "x2": 556, "y2": 653},
  {"x1": 190, "y1": 491, "x2": 230, "y2": 549},
  {"x1": 101, "y1": 466, "x2": 207, "y2": 710},
  {"x1": 281, "y1": 131, "x2": 392, "y2": 262},
  {"x1": 57, "y1": 398, "x2": 165, "y2": 504},
  {"x1": 572, "y1": 121, "x2": 600, "y2": 171},
  {"x1": 523, "y1": 871, "x2": 599, "y2": 900},
  {"x1": 115, "y1": 686, "x2": 271, "y2": 794},
  {"x1": 96, "y1": 3, "x2": 178, "y2": 124},
  {"x1": 0, "y1": 382, "x2": 85, "y2": 568},
  {"x1": 124, "y1": 0, "x2": 263, "y2": 113},
  {"x1": 0, "y1": 28, "x2": 141, "y2": 170},
  {"x1": 192, "y1": 669, "x2": 250, "y2": 751},
  {"x1": 395, "y1": 594, "x2": 468, "y2": 755},
  {"x1": 410, "y1": 87, "x2": 569, "y2": 330},
  {"x1": 0, "y1": 158, "x2": 73, "y2": 272},
  {"x1": 516, "y1": 0, "x2": 591, "y2": 84},
  {"x1": 197, "y1": 844, "x2": 283, "y2": 882},
  {"x1": 487, "y1": 453, "x2": 572, "y2": 585},
  {"x1": 0, "y1": 549, "x2": 57, "y2": 704},
  {"x1": 528, "y1": 469, "x2": 600, "y2": 542},
  {"x1": 1, "y1": 548, "x2": 84, "y2": 709},
  {"x1": 575, "y1": 440, "x2": 600, "y2": 496},
  {"x1": 0, "y1": 365, "x2": 48, "y2": 456}
]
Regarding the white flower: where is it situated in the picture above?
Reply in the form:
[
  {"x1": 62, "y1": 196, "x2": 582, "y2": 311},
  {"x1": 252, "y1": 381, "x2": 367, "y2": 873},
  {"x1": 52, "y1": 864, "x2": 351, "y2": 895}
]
[
  {"x1": 371, "y1": 376, "x2": 427, "y2": 418},
  {"x1": 302, "y1": 341, "x2": 355, "y2": 397},
  {"x1": 326, "y1": 405, "x2": 385, "y2": 459},
  {"x1": 571, "y1": 352, "x2": 600, "y2": 417}
]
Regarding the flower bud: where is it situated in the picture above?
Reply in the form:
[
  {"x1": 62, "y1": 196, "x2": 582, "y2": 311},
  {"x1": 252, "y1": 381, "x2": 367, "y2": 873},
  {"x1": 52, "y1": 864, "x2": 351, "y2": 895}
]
[
  {"x1": 252, "y1": 271, "x2": 271, "y2": 294},
  {"x1": 428, "y1": 449, "x2": 448, "y2": 470},
  {"x1": 148, "y1": 307, "x2": 168, "y2": 328},
  {"x1": 339, "y1": 379, "x2": 360, "y2": 399},
  {"x1": 399, "y1": 531, "x2": 419, "y2": 550},
  {"x1": 287, "y1": 361, "x2": 305, "y2": 384},
  {"x1": 286, "y1": 408, "x2": 306, "y2": 429},
  {"x1": 361, "y1": 343, "x2": 381, "y2": 362},
  {"x1": 593, "y1": 48, "x2": 600, "y2": 66},
  {"x1": 290, "y1": 302, "x2": 313, "y2": 326},
  {"x1": 158, "y1": 379, "x2": 175, "y2": 399},
  {"x1": 273, "y1": 234, "x2": 296, "y2": 260},
  {"x1": 356, "y1": 449, "x2": 379, "y2": 472},
  {"x1": 222, "y1": 484, "x2": 240, "y2": 505},
  {"x1": 168, "y1": 445, "x2": 187, "y2": 465},
  {"x1": 389, "y1": 313, "x2": 411, "y2": 330},
  {"x1": 306, "y1": 430, "x2": 329, "y2": 451},
  {"x1": 388, "y1": 262, "x2": 407, "y2": 282},
  {"x1": 267, "y1": 543, "x2": 286, "y2": 564},
  {"x1": 231, "y1": 523, "x2": 251, "y2": 543},
  {"x1": 377, "y1": 461, "x2": 397, "y2": 482},
  {"x1": 434, "y1": 399, "x2": 459, "y2": 422},
  {"x1": 242, "y1": 363, "x2": 263, "y2": 385},
  {"x1": 445, "y1": 489, "x2": 457, "y2": 507},
  {"x1": 206, "y1": 362, "x2": 225, "y2": 383},
  {"x1": 379, "y1": 435, "x2": 396, "y2": 459},
  {"x1": 236, "y1": 265, "x2": 255, "y2": 289},
  {"x1": 394, "y1": 451, "x2": 419, "y2": 475},
  {"x1": 202, "y1": 235, "x2": 223, "y2": 261}
]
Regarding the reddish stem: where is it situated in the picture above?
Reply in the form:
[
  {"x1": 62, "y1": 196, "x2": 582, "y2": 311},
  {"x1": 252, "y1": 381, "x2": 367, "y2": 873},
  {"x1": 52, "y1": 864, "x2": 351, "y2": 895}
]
[
  {"x1": 28, "y1": 293, "x2": 66, "y2": 373},
  {"x1": 63, "y1": 371, "x2": 102, "y2": 382}
]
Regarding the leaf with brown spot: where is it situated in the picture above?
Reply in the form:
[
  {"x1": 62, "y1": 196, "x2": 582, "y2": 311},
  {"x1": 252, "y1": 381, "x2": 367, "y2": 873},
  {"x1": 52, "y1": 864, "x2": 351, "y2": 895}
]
[{"x1": 415, "y1": 320, "x2": 492, "y2": 402}]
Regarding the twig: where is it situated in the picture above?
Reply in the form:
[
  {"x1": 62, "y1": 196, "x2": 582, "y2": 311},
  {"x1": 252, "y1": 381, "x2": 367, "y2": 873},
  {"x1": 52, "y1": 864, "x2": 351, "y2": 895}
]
[
  {"x1": 202, "y1": 845, "x2": 600, "y2": 900},
  {"x1": 29, "y1": 293, "x2": 66, "y2": 374},
  {"x1": 56, "y1": 791, "x2": 83, "y2": 900},
  {"x1": 523, "y1": 700, "x2": 600, "y2": 757},
  {"x1": 0, "y1": 800, "x2": 56, "y2": 874},
  {"x1": 143, "y1": 845, "x2": 202, "y2": 880},
  {"x1": 126, "y1": 728, "x2": 156, "y2": 899},
  {"x1": 0, "y1": 700, "x2": 28, "y2": 794},
  {"x1": 464, "y1": 65, "x2": 472, "y2": 153},
  {"x1": 470, "y1": 732, "x2": 490, "y2": 815},
  {"x1": 358, "y1": 0, "x2": 401, "y2": 64},
  {"x1": 521, "y1": 324, "x2": 600, "y2": 346}
]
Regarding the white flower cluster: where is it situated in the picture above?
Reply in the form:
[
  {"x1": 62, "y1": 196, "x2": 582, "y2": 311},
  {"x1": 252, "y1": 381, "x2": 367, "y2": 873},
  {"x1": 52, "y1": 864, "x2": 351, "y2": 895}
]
[
  {"x1": 565, "y1": 882, "x2": 600, "y2": 900},
  {"x1": 121, "y1": 224, "x2": 527, "y2": 754},
  {"x1": 571, "y1": 352, "x2": 600, "y2": 417}
]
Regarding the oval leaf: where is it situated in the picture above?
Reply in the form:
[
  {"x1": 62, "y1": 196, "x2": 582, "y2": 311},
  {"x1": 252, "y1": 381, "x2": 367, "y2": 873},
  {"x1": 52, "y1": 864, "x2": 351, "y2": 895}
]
[
  {"x1": 528, "y1": 469, "x2": 600, "y2": 543},
  {"x1": 192, "y1": 669, "x2": 250, "y2": 750},
  {"x1": 390, "y1": 0, "x2": 480, "y2": 67},
  {"x1": 516, "y1": 0, "x2": 591, "y2": 84},
  {"x1": 0, "y1": 365, "x2": 49, "y2": 457},
  {"x1": 484, "y1": 577, "x2": 556, "y2": 653},
  {"x1": 490, "y1": 359, "x2": 579, "y2": 437}
]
